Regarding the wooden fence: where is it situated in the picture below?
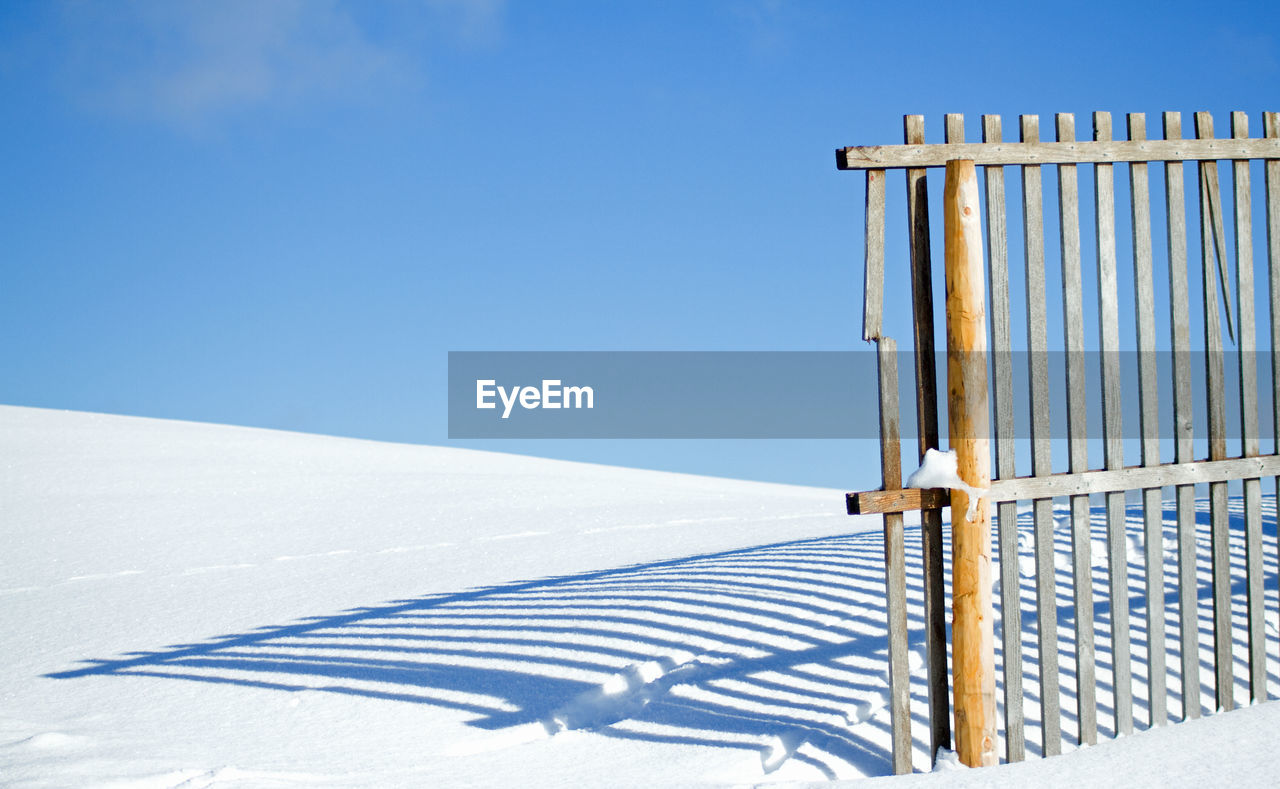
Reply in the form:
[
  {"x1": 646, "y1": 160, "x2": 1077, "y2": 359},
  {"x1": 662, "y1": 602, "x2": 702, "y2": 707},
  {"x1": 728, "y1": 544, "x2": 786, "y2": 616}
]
[{"x1": 842, "y1": 111, "x2": 1280, "y2": 773}]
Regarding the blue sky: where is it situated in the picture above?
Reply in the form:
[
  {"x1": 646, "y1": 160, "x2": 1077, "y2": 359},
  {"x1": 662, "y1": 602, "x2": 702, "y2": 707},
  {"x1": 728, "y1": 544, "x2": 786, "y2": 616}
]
[{"x1": 2, "y1": 0, "x2": 1278, "y2": 488}]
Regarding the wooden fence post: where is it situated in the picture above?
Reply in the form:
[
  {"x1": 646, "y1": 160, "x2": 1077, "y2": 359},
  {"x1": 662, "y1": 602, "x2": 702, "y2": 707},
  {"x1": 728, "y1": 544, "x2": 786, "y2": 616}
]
[{"x1": 944, "y1": 159, "x2": 997, "y2": 767}]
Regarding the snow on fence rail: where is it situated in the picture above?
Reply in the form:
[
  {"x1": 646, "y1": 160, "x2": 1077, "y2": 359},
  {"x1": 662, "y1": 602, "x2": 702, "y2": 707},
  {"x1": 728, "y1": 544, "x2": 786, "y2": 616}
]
[{"x1": 842, "y1": 111, "x2": 1280, "y2": 773}]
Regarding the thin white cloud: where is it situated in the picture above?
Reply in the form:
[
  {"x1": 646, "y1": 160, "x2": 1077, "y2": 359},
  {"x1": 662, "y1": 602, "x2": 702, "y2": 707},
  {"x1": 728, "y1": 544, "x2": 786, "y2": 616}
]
[
  {"x1": 422, "y1": 0, "x2": 505, "y2": 46},
  {"x1": 53, "y1": 0, "x2": 504, "y2": 131},
  {"x1": 730, "y1": 0, "x2": 792, "y2": 56}
]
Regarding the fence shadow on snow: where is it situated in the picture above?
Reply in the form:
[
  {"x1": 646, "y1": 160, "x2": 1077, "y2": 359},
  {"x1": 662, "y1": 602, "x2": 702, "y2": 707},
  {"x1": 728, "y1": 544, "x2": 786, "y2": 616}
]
[{"x1": 49, "y1": 496, "x2": 1280, "y2": 778}]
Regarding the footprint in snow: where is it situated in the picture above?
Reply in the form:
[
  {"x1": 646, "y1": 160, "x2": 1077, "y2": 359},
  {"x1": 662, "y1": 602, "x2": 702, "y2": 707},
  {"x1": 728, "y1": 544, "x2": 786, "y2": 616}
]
[
  {"x1": 760, "y1": 730, "x2": 808, "y2": 774},
  {"x1": 844, "y1": 685, "x2": 891, "y2": 726},
  {"x1": 544, "y1": 657, "x2": 693, "y2": 733},
  {"x1": 273, "y1": 550, "x2": 354, "y2": 562},
  {"x1": 183, "y1": 563, "x2": 256, "y2": 576},
  {"x1": 479, "y1": 531, "x2": 550, "y2": 542},
  {"x1": 376, "y1": 542, "x2": 455, "y2": 554},
  {"x1": 844, "y1": 661, "x2": 901, "y2": 726},
  {"x1": 63, "y1": 570, "x2": 144, "y2": 583},
  {"x1": 445, "y1": 654, "x2": 706, "y2": 757},
  {"x1": 164, "y1": 766, "x2": 329, "y2": 788},
  {"x1": 9, "y1": 732, "x2": 84, "y2": 749}
]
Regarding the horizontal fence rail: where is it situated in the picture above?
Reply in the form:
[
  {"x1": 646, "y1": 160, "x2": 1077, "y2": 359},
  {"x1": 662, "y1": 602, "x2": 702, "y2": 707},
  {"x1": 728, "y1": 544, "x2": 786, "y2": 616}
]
[
  {"x1": 837, "y1": 137, "x2": 1280, "y2": 169},
  {"x1": 850, "y1": 455, "x2": 1280, "y2": 514}
]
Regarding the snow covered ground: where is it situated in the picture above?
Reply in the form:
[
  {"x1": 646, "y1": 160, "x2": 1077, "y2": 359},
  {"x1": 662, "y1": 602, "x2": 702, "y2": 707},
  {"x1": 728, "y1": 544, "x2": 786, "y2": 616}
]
[{"x1": 2, "y1": 405, "x2": 1277, "y2": 787}]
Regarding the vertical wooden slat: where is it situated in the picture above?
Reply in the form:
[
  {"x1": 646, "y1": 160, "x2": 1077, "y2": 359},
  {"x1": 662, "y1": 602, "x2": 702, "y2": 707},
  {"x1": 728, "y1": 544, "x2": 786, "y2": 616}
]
[
  {"x1": 1164, "y1": 111, "x2": 1201, "y2": 721},
  {"x1": 878, "y1": 337, "x2": 912, "y2": 775},
  {"x1": 945, "y1": 158, "x2": 997, "y2": 768},
  {"x1": 1054, "y1": 112, "x2": 1099, "y2": 746},
  {"x1": 1202, "y1": 149, "x2": 1238, "y2": 342},
  {"x1": 1021, "y1": 114, "x2": 1062, "y2": 756},
  {"x1": 1195, "y1": 111, "x2": 1235, "y2": 713},
  {"x1": 865, "y1": 160, "x2": 911, "y2": 772},
  {"x1": 904, "y1": 114, "x2": 952, "y2": 762},
  {"x1": 1094, "y1": 111, "x2": 1134, "y2": 736},
  {"x1": 864, "y1": 170, "x2": 887, "y2": 340},
  {"x1": 945, "y1": 113, "x2": 965, "y2": 146},
  {"x1": 1266, "y1": 112, "x2": 1280, "y2": 664},
  {"x1": 1167, "y1": 110, "x2": 1203, "y2": 722},
  {"x1": 1127, "y1": 112, "x2": 1168, "y2": 727},
  {"x1": 1230, "y1": 111, "x2": 1266, "y2": 702},
  {"x1": 861, "y1": 156, "x2": 910, "y2": 773},
  {"x1": 983, "y1": 113, "x2": 1026, "y2": 763}
]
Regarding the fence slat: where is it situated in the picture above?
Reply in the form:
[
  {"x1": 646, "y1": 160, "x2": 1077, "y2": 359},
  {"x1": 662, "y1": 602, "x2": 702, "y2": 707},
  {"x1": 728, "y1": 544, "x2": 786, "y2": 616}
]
[
  {"x1": 863, "y1": 170, "x2": 887, "y2": 340},
  {"x1": 904, "y1": 114, "x2": 952, "y2": 762},
  {"x1": 1202, "y1": 150, "x2": 1237, "y2": 342},
  {"x1": 1055, "y1": 112, "x2": 1099, "y2": 746},
  {"x1": 1128, "y1": 112, "x2": 1168, "y2": 727},
  {"x1": 983, "y1": 113, "x2": 1026, "y2": 764},
  {"x1": 1164, "y1": 112, "x2": 1202, "y2": 721},
  {"x1": 877, "y1": 336, "x2": 913, "y2": 775},
  {"x1": 945, "y1": 113, "x2": 965, "y2": 146},
  {"x1": 863, "y1": 151, "x2": 911, "y2": 772},
  {"x1": 1195, "y1": 111, "x2": 1235, "y2": 712},
  {"x1": 1267, "y1": 112, "x2": 1280, "y2": 670},
  {"x1": 1021, "y1": 114, "x2": 1062, "y2": 756},
  {"x1": 1093, "y1": 112, "x2": 1134, "y2": 736},
  {"x1": 1231, "y1": 111, "x2": 1266, "y2": 701}
]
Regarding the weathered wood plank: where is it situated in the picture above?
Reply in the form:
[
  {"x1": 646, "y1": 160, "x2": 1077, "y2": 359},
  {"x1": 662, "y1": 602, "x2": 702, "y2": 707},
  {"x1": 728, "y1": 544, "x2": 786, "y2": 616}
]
[
  {"x1": 878, "y1": 338, "x2": 904, "y2": 503},
  {"x1": 1094, "y1": 111, "x2": 1134, "y2": 737},
  {"x1": 1195, "y1": 111, "x2": 1235, "y2": 712},
  {"x1": 1266, "y1": 112, "x2": 1280, "y2": 675},
  {"x1": 905, "y1": 114, "x2": 952, "y2": 762},
  {"x1": 1128, "y1": 112, "x2": 1168, "y2": 727},
  {"x1": 876, "y1": 336, "x2": 913, "y2": 775},
  {"x1": 1021, "y1": 114, "x2": 1062, "y2": 756},
  {"x1": 1055, "y1": 112, "x2": 1098, "y2": 747},
  {"x1": 1201, "y1": 144, "x2": 1237, "y2": 342},
  {"x1": 945, "y1": 113, "x2": 965, "y2": 146},
  {"x1": 1231, "y1": 111, "x2": 1266, "y2": 702},
  {"x1": 983, "y1": 112, "x2": 1026, "y2": 764},
  {"x1": 848, "y1": 487, "x2": 949, "y2": 515},
  {"x1": 991, "y1": 454, "x2": 1280, "y2": 500},
  {"x1": 1056, "y1": 115, "x2": 1089, "y2": 460},
  {"x1": 982, "y1": 117, "x2": 1015, "y2": 481},
  {"x1": 836, "y1": 137, "x2": 1280, "y2": 170},
  {"x1": 863, "y1": 170, "x2": 887, "y2": 340},
  {"x1": 849, "y1": 455, "x2": 1280, "y2": 514},
  {"x1": 1022, "y1": 115, "x2": 1052, "y2": 485},
  {"x1": 1164, "y1": 111, "x2": 1201, "y2": 721}
]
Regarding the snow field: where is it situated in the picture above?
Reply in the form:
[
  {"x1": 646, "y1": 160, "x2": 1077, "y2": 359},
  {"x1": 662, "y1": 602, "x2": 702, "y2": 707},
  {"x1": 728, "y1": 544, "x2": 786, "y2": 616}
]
[{"x1": 2, "y1": 405, "x2": 1278, "y2": 786}]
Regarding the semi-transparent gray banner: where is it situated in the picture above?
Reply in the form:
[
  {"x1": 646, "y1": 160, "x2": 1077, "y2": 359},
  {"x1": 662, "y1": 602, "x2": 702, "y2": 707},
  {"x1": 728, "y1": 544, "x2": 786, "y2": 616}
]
[
  {"x1": 450, "y1": 352, "x2": 869, "y2": 438},
  {"x1": 447, "y1": 351, "x2": 1278, "y2": 439}
]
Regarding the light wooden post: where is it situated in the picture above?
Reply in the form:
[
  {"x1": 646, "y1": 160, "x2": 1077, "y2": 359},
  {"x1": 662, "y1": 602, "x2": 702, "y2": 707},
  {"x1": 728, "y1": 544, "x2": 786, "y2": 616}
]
[{"x1": 944, "y1": 159, "x2": 996, "y2": 767}]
